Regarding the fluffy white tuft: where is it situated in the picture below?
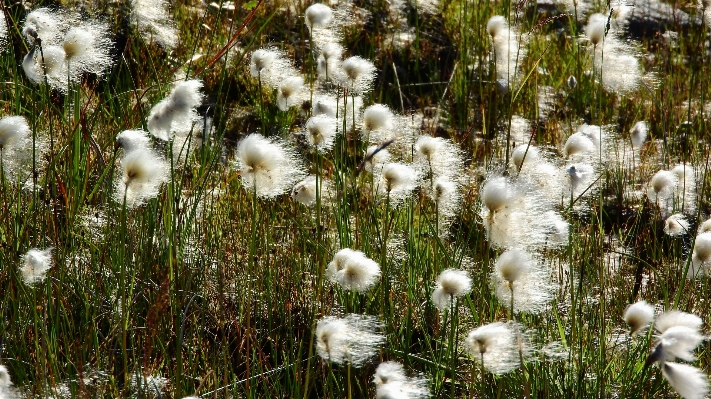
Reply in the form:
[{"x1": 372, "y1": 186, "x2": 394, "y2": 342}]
[
  {"x1": 315, "y1": 314, "x2": 385, "y2": 366},
  {"x1": 147, "y1": 80, "x2": 204, "y2": 140},
  {"x1": 431, "y1": 269, "x2": 472, "y2": 310},
  {"x1": 20, "y1": 247, "x2": 54, "y2": 285},
  {"x1": 235, "y1": 133, "x2": 305, "y2": 198},
  {"x1": 375, "y1": 163, "x2": 419, "y2": 206},
  {"x1": 464, "y1": 321, "x2": 521, "y2": 374},
  {"x1": 304, "y1": 114, "x2": 338, "y2": 152},
  {"x1": 337, "y1": 56, "x2": 376, "y2": 94},
  {"x1": 623, "y1": 300, "x2": 655, "y2": 335},
  {"x1": 116, "y1": 130, "x2": 152, "y2": 152},
  {"x1": 276, "y1": 76, "x2": 306, "y2": 111},
  {"x1": 114, "y1": 148, "x2": 170, "y2": 208},
  {"x1": 654, "y1": 310, "x2": 703, "y2": 334},
  {"x1": 491, "y1": 249, "x2": 555, "y2": 314},
  {"x1": 661, "y1": 362, "x2": 710, "y2": 399},
  {"x1": 326, "y1": 248, "x2": 381, "y2": 292},
  {"x1": 664, "y1": 214, "x2": 690, "y2": 237}
]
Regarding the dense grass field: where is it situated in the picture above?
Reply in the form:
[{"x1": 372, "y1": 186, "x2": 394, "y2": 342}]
[{"x1": 1, "y1": 0, "x2": 710, "y2": 398}]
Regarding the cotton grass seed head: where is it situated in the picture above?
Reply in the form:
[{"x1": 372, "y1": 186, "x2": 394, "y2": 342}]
[
  {"x1": 374, "y1": 362, "x2": 407, "y2": 386},
  {"x1": 647, "y1": 324, "x2": 704, "y2": 368},
  {"x1": 235, "y1": 133, "x2": 305, "y2": 198},
  {"x1": 630, "y1": 121, "x2": 648, "y2": 149},
  {"x1": 130, "y1": 0, "x2": 178, "y2": 48},
  {"x1": 317, "y1": 43, "x2": 343, "y2": 81},
  {"x1": 481, "y1": 175, "x2": 514, "y2": 213},
  {"x1": 654, "y1": 310, "x2": 703, "y2": 334},
  {"x1": 363, "y1": 104, "x2": 395, "y2": 133},
  {"x1": 62, "y1": 21, "x2": 113, "y2": 78},
  {"x1": 114, "y1": 148, "x2": 170, "y2": 208},
  {"x1": 327, "y1": 248, "x2": 381, "y2": 292},
  {"x1": 147, "y1": 80, "x2": 204, "y2": 140},
  {"x1": 0, "y1": 116, "x2": 31, "y2": 151},
  {"x1": 292, "y1": 175, "x2": 331, "y2": 206},
  {"x1": 563, "y1": 132, "x2": 596, "y2": 159},
  {"x1": 623, "y1": 300, "x2": 654, "y2": 335},
  {"x1": 698, "y1": 218, "x2": 711, "y2": 234},
  {"x1": 116, "y1": 130, "x2": 152, "y2": 152},
  {"x1": 364, "y1": 145, "x2": 391, "y2": 173},
  {"x1": 664, "y1": 214, "x2": 689, "y2": 237},
  {"x1": 376, "y1": 163, "x2": 419, "y2": 205},
  {"x1": 277, "y1": 76, "x2": 305, "y2": 111},
  {"x1": 585, "y1": 13, "x2": 607, "y2": 45},
  {"x1": 23, "y1": 8, "x2": 65, "y2": 44},
  {"x1": 661, "y1": 362, "x2": 709, "y2": 399},
  {"x1": 305, "y1": 3, "x2": 333, "y2": 29},
  {"x1": 492, "y1": 249, "x2": 554, "y2": 314},
  {"x1": 691, "y1": 232, "x2": 711, "y2": 277},
  {"x1": 486, "y1": 16, "x2": 508, "y2": 40},
  {"x1": 464, "y1": 321, "x2": 521, "y2": 374},
  {"x1": 20, "y1": 247, "x2": 53, "y2": 285},
  {"x1": 374, "y1": 361, "x2": 430, "y2": 399},
  {"x1": 338, "y1": 56, "x2": 376, "y2": 94},
  {"x1": 304, "y1": 114, "x2": 338, "y2": 152},
  {"x1": 431, "y1": 268, "x2": 472, "y2": 310},
  {"x1": 511, "y1": 144, "x2": 540, "y2": 170},
  {"x1": 315, "y1": 314, "x2": 385, "y2": 366}
]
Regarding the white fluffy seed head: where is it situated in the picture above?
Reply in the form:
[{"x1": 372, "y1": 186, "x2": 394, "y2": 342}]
[
  {"x1": 495, "y1": 249, "x2": 531, "y2": 284},
  {"x1": 20, "y1": 247, "x2": 54, "y2": 285},
  {"x1": 235, "y1": 133, "x2": 305, "y2": 198},
  {"x1": 23, "y1": 8, "x2": 63, "y2": 44},
  {"x1": 250, "y1": 48, "x2": 277, "y2": 76},
  {"x1": 0, "y1": 116, "x2": 31, "y2": 150},
  {"x1": 292, "y1": 175, "x2": 318, "y2": 206},
  {"x1": 277, "y1": 76, "x2": 305, "y2": 111},
  {"x1": 699, "y1": 219, "x2": 711, "y2": 234},
  {"x1": 39, "y1": 45, "x2": 68, "y2": 77},
  {"x1": 623, "y1": 300, "x2": 655, "y2": 335},
  {"x1": 304, "y1": 114, "x2": 338, "y2": 152},
  {"x1": 664, "y1": 214, "x2": 689, "y2": 237},
  {"x1": 377, "y1": 163, "x2": 419, "y2": 204},
  {"x1": 586, "y1": 13, "x2": 607, "y2": 45},
  {"x1": 491, "y1": 250, "x2": 554, "y2": 314},
  {"x1": 464, "y1": 322, "x2": 520, "y2": 374},
  {"x1": 147, "y1": 80, "x2": 204, "y2": 140},
  {"x1": 691, "y1": 232, "x2": 711, "y2": 276},
  {"x1": 363, "y1": 104, "x2": 394, "y2": 132},
  {"x1": 511, "y1": 144, "x2": 540, "y2": 169},
  {"x1": 650, "y1": 170, "x2": 677, "y2": 194},
  {"x1": 315, "y1": 314, "x2": 384, "y2": 366},
  {"x1": 563, "y1": 132, "x2": 596, "y2": 158},
  {"x1": 374, "y1": 362, "x2": 430, "y2": 399},
  {"x1": 63, "y1": 27, "x2": 92, "y2": 59},
  {"x1": 431, "y1": 268, "x2": 472, "y2": 310},
  {"x1": 305, "y1": 3, "x2": 333, "y2": 29},
  {"x1": 374, "y1": 362, "x2": 407, "y2": 386},
  {"x1": 116, "y1": 130, "x2": 152, "y2": 152},
  {"x1": 481, "y1": 176, "x2": 514, "y2": 213},
  {"x1": 364, "y1": 145, "x2": 391, "y2": 173},
  {"x1": 650, "y1": 326, "x2": 704, "y2": 363},
  {"x1": 486, "y1": 16, "x2": 508, "y2": 40},
  {"x1": 326, "y1": 248, "x2": 381, "y2": 292},
  {"x1": 414, "y1": 135, "x2": 444, "y2": 161},
  {"x1": 338, "y1": 56, "x2": 376, "y2": 94},
  {"x1": 655, "y1": 310, "x2": 703, "y2": 334},
  {"x1": 630, "y1": 121, "x2": 648, "y2": 149},
  {"x1": 61, "y1": 21, "x2": 113, "y2": 79},
  {"x1": 661, "y1": 362, "x2": 710, "y2": 399},
  {"x1": 317, "y1": 43, "x2": 343, "y2": 80},
  {"x1": 114, "y1": 148, "x2": 169, "y2": 208}
]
